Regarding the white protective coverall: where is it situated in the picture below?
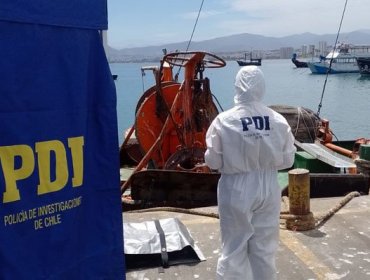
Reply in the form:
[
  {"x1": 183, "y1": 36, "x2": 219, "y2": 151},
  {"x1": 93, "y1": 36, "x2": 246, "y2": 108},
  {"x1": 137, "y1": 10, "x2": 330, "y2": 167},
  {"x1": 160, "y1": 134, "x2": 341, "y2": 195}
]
[{"x1": 205, "y1": 66, "x2": 296, "y2": 280}]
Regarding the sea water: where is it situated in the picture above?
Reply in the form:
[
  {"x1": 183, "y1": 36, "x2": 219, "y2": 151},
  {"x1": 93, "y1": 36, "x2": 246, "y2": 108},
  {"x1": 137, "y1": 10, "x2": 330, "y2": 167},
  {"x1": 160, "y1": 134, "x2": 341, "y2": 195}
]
[{"x1": 110, "y1": 59, "x2": 370, "y2": 144}]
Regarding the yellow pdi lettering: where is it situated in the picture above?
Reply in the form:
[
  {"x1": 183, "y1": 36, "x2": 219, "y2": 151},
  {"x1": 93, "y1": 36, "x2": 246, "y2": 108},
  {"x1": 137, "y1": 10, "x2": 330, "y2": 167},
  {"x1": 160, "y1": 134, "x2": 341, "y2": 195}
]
[
  {"x1": 68, "y1": 136, "x2": 84, "y2": 187},
  {"x1": 36, "y1": 140, "x2": 68, "y2": 195},
  {"x1": 0, "y1": 145, "x2": 35, "y2": 203},
  {"x1": 1, "y1": 136, "x2": 84, "y2": 203}
]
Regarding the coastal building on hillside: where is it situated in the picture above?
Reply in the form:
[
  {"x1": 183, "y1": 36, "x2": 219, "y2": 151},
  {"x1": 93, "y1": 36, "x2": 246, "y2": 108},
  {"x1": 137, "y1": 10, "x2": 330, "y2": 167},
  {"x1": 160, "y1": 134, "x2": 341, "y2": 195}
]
[
  {"x1": 308, "y1": 44, "x2": 315, "y2": 57},
  {"x1": 280, "y1": 47, "x2": 294, "y2": 59},
  {"x1": 301, "y1": 45, "x2": 308, "y2": 57},
  {"x1": 318, "y1": 41, "x2": 328, "y2": 56},
  {"x1": 251, "y1": 50, "x2": 264, "y2": 59},
  {"x1": 301, "y1": 44, "x2": 316, "y2": 58},
  {"x1": 300, "y1": 42, "x2": 327, "y2": 58}
]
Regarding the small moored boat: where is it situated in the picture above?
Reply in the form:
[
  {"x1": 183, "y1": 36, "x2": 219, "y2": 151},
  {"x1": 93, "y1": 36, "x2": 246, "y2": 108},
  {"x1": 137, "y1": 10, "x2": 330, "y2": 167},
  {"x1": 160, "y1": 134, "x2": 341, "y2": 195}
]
[
  {"x1": 356, "y1": 57, "x2": 370, "y2": 75},
  {"x1": 236, "y1": 52, "x2": 262, "y2": 66},
  {"x1": 291, "y1": 53, "x2": 308, "y2": 68}
]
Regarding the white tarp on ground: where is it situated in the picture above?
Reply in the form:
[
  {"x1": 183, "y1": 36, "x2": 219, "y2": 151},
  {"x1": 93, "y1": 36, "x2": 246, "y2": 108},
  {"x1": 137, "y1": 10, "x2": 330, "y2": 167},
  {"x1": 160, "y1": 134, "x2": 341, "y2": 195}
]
[{"x1": 124, "y1": 217, "x2": 205, "y2": 269}]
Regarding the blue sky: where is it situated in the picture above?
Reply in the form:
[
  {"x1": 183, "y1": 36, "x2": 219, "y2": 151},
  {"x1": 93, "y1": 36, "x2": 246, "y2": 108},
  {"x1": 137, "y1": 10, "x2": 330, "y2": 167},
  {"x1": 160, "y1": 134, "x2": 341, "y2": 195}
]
[{"x1": 107, "y1": 0, "x2": 367, "y2": 49}]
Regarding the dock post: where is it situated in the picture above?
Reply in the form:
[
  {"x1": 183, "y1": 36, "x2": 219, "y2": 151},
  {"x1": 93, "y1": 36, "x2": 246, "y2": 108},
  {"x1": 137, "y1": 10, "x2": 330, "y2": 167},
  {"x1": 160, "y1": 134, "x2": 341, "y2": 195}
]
[{"x1": 286, "y1": 168, "x2": 315, "y2": 231}]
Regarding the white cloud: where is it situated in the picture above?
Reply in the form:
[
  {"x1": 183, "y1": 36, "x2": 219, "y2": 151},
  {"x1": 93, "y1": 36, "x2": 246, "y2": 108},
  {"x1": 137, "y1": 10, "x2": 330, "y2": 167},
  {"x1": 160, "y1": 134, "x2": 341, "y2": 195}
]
[
  {"x1": 222, "y1": 0, "x2": 369, "y2": 36},
  {"x1": 181, "y1": 10, "x2": 224, "y2": 20},
  {"x1": 107, "y1": 0, "x2": 370, "y2": 48}
]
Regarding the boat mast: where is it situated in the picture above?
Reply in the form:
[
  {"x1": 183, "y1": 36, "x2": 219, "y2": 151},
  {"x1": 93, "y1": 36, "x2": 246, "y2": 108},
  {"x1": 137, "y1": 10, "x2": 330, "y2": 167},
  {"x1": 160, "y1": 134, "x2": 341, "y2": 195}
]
[{"x1": 317, "y1": 0, "x2": 348, "y2": 117}]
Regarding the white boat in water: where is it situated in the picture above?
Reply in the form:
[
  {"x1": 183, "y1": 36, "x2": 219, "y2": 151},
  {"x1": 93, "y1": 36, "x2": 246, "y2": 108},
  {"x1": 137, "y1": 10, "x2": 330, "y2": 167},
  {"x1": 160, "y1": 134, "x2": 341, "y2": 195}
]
[{"x1": 307, "y1": 43, "x2": 370, "y2": 74}]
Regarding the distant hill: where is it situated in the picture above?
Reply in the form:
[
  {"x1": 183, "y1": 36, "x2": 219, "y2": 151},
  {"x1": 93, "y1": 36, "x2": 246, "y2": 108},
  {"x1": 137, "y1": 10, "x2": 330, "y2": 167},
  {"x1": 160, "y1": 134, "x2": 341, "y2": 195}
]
[{"x1": 107, "y1": 30, "x2": 370, "y2": 62}]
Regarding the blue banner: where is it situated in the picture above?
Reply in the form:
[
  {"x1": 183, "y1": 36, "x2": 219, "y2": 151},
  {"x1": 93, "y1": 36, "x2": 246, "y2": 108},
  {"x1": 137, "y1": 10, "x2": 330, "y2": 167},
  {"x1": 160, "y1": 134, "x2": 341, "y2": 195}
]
[
  {"x1": 0, "y1": 20, "x2": 125, "y2": 279},
  {"x1": 0, "y1": 0, "x2": 107, "y2": 29}
]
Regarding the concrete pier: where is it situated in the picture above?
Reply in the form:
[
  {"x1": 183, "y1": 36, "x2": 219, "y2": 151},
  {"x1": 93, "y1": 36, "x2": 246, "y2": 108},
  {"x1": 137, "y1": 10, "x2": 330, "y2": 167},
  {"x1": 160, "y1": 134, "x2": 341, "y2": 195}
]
[{"x1": 123, "y1": 195, "x2": 370, "y2": 280}]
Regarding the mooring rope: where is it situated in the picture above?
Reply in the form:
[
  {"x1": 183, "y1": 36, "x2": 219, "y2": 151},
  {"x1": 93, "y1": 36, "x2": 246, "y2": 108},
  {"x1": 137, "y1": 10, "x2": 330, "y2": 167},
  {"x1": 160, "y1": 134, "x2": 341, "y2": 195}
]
[
  {"x1": 125, "y1": 206, "x2": 220, "y2": 219},
  {"x1": 124, "y1": 191, "x2": 362, "y2": 231},
  {"x1": 317, "y1": 0, "x2": 349, "y2": 117},
  {"x1": 313, "y1": 191, "x2": 361, "y2": 228},
  {"x1": 279, "y1": 191, "x2": 361, "y2": 231}
]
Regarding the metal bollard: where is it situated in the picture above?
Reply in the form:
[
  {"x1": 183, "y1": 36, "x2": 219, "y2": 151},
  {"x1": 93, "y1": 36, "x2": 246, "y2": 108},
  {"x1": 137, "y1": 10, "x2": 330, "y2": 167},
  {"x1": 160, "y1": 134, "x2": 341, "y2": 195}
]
[{"x1": 286, "y1": 168, "x2": 315, "y2": 231}]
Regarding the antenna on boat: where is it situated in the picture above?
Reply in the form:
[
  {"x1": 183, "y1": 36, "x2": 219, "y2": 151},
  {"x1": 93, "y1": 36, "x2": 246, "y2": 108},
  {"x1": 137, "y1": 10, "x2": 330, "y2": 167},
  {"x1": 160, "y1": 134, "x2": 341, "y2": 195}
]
[
  {"x1": 317, "y1": 0, "x2": 348, "y2": 117},
  {"x1": 174, "y1": 0, "x2": 205, "y2": 80}
]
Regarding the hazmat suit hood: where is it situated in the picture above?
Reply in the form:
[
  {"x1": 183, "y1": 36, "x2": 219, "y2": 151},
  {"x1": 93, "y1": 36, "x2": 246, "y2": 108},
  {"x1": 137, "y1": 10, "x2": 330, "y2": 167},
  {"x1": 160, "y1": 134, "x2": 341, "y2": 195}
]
[{"x1": 234, "y1": 66, "x2": 265, "y2": 105}]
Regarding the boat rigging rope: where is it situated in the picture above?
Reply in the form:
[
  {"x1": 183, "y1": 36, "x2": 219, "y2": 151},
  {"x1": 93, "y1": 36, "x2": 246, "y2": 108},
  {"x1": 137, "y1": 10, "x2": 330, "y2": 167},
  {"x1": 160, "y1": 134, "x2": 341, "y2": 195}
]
[
  {"x1": 212, "y1": 93, "x2": 224, "y2": 112},
  {"x1": 317, "y1": 0, "x2": 348, "y2": 117},
  {"x1": 175, "y1": 0, "x2": 205, "y2": 80},
  {"x1": 294, "y1": 107, "x2": 319, "y2": 142},
  {"x1": 184, "y1": 0, "x2": 204, "y2": 53}
]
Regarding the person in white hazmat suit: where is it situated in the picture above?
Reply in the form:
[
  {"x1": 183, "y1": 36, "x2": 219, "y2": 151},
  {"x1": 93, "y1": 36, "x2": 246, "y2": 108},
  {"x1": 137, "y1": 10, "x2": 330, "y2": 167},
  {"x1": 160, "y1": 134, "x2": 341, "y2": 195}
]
[{"x1": 205, "y1": 66, "x2": 296, "y2": 280}]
